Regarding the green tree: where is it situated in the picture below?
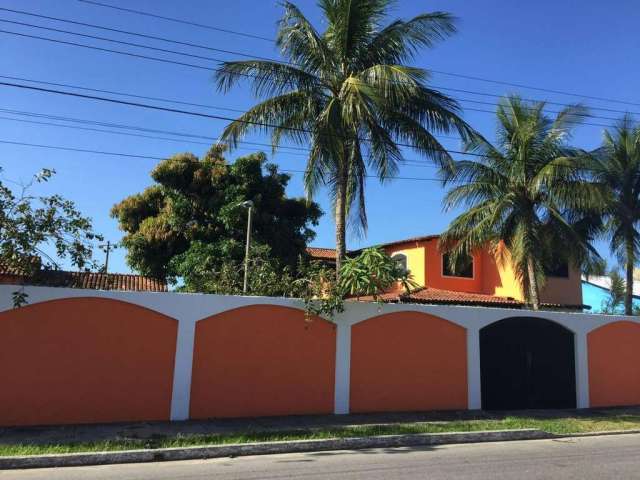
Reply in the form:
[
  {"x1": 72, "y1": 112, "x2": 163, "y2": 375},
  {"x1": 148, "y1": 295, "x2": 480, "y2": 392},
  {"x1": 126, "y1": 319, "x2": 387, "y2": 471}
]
[
  {"x1": 215, "y1": 0, "x2": 477, "y2": 277},
  {"x1": 171, "y1": 242, "x2": 302, "y2": 297},
  {"x1": 601, "y1": 268, "x2": 626, "y2": 314},
  {"x1": 301, "y1": 247, "x2": 417, "y2": 318},
  {"x1": 0, "y1": 168, "x2": 102, "y2": 305},
  {"x1": 111, "y1": 145, "x2": 322, "y2": 289},
  {"x1": 586, "y1": 115, "x2": 640, "y2": 315},
  {"x1": 440, "y1": 95, "x2": 601, "y2": 310}
]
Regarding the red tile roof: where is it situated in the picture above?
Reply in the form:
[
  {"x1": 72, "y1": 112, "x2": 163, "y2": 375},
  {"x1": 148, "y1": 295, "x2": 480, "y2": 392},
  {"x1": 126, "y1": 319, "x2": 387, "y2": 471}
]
[
  {"x1": 373, "y1": 234, "x2": 440, "y2": 249},
  {"x1": 306, "y1": 234, "x2": 441, "y2": 261},
  {"x1": 0, "y1": 266, "x2": 167, "y2": 292},
  {"x1": 356, "y1": 287, "x2": 586, "y2": 310},
  {"x1": 358, "y1": 287, "x2": 521, "y2": 307},
  {"x1": 306, "y1": 247, "x2": 337, "y2": 260}
]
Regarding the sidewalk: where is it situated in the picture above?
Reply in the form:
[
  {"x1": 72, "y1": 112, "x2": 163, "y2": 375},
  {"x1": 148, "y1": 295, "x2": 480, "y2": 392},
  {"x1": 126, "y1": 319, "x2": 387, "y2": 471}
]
[{"x1": 3, "y1": 407, "x2": 640, "y2": 447}]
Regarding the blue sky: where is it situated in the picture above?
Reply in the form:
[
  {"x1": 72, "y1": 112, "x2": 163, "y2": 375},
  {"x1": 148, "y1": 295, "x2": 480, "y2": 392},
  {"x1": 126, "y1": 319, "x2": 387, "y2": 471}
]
[{"x1": 1, "y1": 0, "x2": 638, "y2": 274}]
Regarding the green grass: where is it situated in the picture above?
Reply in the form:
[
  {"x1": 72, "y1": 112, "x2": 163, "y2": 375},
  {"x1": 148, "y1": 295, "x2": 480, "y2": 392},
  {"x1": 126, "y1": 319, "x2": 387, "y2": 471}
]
[{"x1": 3, "y1": 414, "x2": 640, "y2": 457}]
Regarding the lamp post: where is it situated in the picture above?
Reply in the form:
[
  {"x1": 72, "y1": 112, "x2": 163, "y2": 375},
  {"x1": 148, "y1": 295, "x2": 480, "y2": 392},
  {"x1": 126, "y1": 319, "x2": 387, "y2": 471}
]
[{"x1": 238, "y1": 200, "x2": 254, "y2": 294}]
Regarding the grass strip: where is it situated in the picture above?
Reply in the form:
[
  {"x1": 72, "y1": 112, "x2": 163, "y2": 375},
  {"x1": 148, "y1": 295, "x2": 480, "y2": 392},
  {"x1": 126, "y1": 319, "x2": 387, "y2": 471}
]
[{"x1": 3, "y1": 415, "x2": 640, "y2": 457}]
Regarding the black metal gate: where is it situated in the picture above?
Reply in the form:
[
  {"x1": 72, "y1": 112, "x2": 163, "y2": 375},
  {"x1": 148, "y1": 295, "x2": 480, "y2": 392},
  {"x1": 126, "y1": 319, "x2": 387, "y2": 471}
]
[{"x1": 480, "y1": 317, "x2": 576, "y2": 410}]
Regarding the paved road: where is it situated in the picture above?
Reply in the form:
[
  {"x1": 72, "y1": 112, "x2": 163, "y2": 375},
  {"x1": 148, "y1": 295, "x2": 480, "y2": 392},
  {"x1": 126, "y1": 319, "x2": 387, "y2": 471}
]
[{"x1": 3, "y1": 434, "x2": 640, "y2": 479}]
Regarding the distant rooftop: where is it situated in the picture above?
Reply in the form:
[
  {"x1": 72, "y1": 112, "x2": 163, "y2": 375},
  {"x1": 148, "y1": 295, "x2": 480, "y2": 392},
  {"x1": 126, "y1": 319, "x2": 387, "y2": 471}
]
[
  {"x1": 357, "y1": 287, "x2": 585, "y2": 310},
  {"x1": 306, "y1": 234, "x2": 441, "y2": 261},
  {"x1": 0, "y1": 265, "x2": 167, "y2": 293}
]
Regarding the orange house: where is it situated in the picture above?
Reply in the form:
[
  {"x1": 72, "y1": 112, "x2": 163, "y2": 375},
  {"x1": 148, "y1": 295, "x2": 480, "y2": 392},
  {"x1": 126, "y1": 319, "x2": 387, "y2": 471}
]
[{"x1": 307, "y1": 234, "x2": 584, "y2": 309}]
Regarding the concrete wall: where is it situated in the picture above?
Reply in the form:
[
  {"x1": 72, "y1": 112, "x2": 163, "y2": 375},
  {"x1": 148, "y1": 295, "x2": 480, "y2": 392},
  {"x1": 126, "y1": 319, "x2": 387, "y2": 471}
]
[{"x1": 0, "y1": 285, "x2": 638, "y2": 426}]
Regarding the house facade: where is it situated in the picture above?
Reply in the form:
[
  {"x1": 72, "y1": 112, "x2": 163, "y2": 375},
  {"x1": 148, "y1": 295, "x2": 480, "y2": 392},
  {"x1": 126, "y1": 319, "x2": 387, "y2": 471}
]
[{"x1": 308, "y1": 234, "x2": 584, "y2": 309}]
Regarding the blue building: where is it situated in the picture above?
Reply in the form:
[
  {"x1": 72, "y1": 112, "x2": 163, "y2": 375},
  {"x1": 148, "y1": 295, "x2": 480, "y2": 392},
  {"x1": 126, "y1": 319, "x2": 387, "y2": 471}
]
[{"x1": 582, "y1": 276, "x2": 640, "y2": 313}]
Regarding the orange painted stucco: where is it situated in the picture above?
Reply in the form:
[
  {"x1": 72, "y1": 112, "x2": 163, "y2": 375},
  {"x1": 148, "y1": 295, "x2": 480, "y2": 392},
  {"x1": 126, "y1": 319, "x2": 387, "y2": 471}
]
[
  {"x1": 588, "y1": 321, "x2": 640, "y2": 407},
  {"x1": 190, "y1": 305, "x2": 336, "y2": 418},
  {"x1": 386, "y1": 239, "x2": 582, "y2": 306},
  {"x1": 350, "y1": 311, "x2": 468, "y2": 412},
  {"x1": 0, "y1": 298, "x2": 177, "y2": 426}
]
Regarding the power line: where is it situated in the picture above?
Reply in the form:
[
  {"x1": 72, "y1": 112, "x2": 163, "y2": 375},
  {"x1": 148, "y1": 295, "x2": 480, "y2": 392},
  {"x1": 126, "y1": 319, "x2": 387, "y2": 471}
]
[
  {"x1": 0, "y1": 111, "x2": 444, "y2": 168},
  {"x1": 0, "y1": 18, "x2": 624, "y2": 124},
  {"x1": 75, "y1": 0, "x2": 640, "y2": 108},
  {"x1": 0, "y1": 74, "x2": 247, "y2": 114},
  {"x1": 0, "y1": 63, "x2": 617, "y2": 130},
  {"x1": 0, "y1": 109, "x2": 313, "y2": 154},
  {"x1": 0, "y1": 106, "x2": 457, "y2": 162},
  {"x1": 429, "y1": 69, "x2": 640, "y2": 108},
  {"x1": 0, "y1": 26, "x2": 620, "y2": 127},
  {"x1": 0, "y1": 29, "x2": 213, "y2": 71},
  {"x1": 0, "y1": 138, "x2": 164, "y2": 160},
  {"x1": 0, "y1": 138, "x2": 444, "y2": 181},
  {"x1": 0, "y1": 10, "x2": 279, "y2": 63},
  {"x1": 430, "y1": 84, "x2": 640, "y2": 117},
  {"x1": 76, "y1": 0, "x2": 274, "y2": 42},
  {"x1": 0, "y1": 80, "x2": 489, "y2": 157},
  {"x1": 3, "y1": 6, "x2": 637, "y2": 117}
]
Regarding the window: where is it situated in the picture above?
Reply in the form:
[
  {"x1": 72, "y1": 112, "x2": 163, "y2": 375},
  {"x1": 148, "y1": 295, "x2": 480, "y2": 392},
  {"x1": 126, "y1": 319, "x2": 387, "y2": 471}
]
[
  {"x1": 442, "y1": 253, "x2": 474, "y2": 278},
  {"x1": 391, "y1": 253, "x2": 408, "y2": 273},
  {"x1": 545, "y1": 257, "x2": 569, "y2": 278}
]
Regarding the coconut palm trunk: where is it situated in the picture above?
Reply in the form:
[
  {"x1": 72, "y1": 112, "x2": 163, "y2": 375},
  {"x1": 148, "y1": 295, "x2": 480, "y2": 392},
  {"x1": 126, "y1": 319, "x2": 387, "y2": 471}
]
[
  {"x1": 334, "y1": 177, "x2": 347, "y2": 279},
  {"x1": 625, "y1": 239, "x2": 635, "y2": 315},
  {"x1": 527, "y1": 256, "x2": 541, "y2": 310}
]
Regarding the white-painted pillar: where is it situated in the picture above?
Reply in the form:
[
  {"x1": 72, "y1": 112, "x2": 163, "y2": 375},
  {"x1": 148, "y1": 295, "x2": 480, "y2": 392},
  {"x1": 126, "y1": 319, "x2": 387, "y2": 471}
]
[
  {"x1": 574, "y1": 330, "x2": 590, "y2": 409},
  {"x1": 467, "y1": 327, "x2": 482, "y2": 409},
  {"x1": 170, "y1": 319, "x2": 197, "y2": 421},
  {"x1": 333, "y1": 320, "x2": 352, "y2": 414}
]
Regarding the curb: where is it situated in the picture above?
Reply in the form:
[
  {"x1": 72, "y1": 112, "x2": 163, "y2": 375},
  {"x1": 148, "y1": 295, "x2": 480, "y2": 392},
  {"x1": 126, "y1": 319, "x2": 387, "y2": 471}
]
[{"x1": 0, "y1": 429, "x2": 551, "y2": 470}]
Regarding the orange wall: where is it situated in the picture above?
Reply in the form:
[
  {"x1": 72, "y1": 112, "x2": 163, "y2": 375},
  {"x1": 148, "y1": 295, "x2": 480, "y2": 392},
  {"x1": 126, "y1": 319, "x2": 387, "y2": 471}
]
[
  {"x1": 588, "y1": 321, "x2": 640, "y2": 407},
  {"x1": 539, "y1": 266, "x2": 583, "y2": 306},
  {"x1": 350, "y1": 311, "x2": 468, "y2": 412},
  {"x1": 190, "y1": 305, "x2": 336, "y2": 418},
  {"x1": 386, "y1": 240, "x2": 484, "y2": 293},
  {"x1": 0, "y1": 298, "x2": 177, "y2": 426},
  {"x1": 386, "y1": 239, "x2": 582, "y2": 305}
]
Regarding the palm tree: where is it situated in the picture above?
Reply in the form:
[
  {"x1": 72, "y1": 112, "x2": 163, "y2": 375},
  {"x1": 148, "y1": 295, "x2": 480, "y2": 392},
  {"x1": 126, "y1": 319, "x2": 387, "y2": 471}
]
[
  {"x1": 215, "y1": 0, "x2": 477, "y2": 277},
  {"x1": 586, "y1": 115, "x2": 640, "y2": 315},
  {"x1": 440, "y1": 95, "x2": 601, "y2": 310}
]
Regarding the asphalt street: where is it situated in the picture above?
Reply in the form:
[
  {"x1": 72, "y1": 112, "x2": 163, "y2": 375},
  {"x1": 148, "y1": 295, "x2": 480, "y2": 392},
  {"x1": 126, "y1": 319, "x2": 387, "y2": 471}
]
[{"x1": 3, "y1": 433, "x2": 640, "y2": 479}]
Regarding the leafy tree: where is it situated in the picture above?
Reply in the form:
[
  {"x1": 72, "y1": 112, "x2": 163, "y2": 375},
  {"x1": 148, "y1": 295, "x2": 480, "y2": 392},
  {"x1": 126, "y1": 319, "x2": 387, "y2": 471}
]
[
  {"x1": 215, "y1": 0, "x2": 477, "y2": 277},
  {"x1": 585, "y1": 115, "x2": 640, "y2": 315},
  {"x1": 111, "y1": 145, "x2": 322, "y2": 287},
  {"x1": 440, "y1": 95, "x2": 601, "y2": 310},
  {"x1": 339, "y1": 247, "x2": 416, "y2": 299},
  {"x1": 601, "y1": 268, "x2": 626, "y2": 314},
  {"x1": 583, "y1": 257, "x2": 608, "y2": 280},
  {"x1": 302, "y1": 247, "x2": 417, "y2": 317},
  {"x1": 171, "y1": 242, "x2": 302, "y2": 297},
  {"x1": 0, "y1": 168, "x2": 102, "y2": 305}
]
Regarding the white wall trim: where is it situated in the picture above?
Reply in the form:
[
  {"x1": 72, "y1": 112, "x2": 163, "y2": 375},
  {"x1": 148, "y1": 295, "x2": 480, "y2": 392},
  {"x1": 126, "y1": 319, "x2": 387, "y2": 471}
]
[
  {"x1": 466, "y1": 327, "x2": 482, "y2": 409},
  {"x1": 574, "y1": 331, "x2": 590, "y2": 408},
  {"x1": 333, "y1": 314, "x2": 352, "y2": 414},
  {"x1": 170, "y1": 319, "x2": 196, "y2": 421}
]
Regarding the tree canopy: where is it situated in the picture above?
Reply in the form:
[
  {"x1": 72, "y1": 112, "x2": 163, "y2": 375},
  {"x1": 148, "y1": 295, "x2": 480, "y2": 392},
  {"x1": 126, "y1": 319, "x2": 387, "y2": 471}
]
[
  {"x1": 440, "y1": 95, "x2": 602, "y2": 309},
  {"x1": 215, "y1": 0, "x2": 477, "y2": 276},
  {"x1": 111, "y1": 145, "x2": 322, "y2": 288},
  {"x1": 585, "y1": 115, "x2": 640, "y2": 314},
  {"x1": 0, "y1": 168, "x2": 102, "y2": 305}
]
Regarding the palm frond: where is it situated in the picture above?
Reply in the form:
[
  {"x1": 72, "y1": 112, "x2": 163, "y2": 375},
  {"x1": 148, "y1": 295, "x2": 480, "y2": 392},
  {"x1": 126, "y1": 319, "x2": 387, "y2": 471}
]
[{"x1": 366, "y1": 12, "x2": 457, "y2": 65}]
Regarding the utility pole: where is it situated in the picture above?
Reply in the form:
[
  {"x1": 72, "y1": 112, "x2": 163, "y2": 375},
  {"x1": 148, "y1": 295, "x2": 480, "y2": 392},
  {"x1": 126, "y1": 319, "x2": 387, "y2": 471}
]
[
  {"x1": 238, "y1": 201, "x2": 254, "y2": 294},
  {"x1": 99, "y1": 241, "x2": 117, "y2": 273}
]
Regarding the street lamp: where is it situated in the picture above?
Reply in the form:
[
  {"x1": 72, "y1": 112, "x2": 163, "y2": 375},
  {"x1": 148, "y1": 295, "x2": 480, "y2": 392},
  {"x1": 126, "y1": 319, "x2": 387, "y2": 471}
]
[{"x1": 238, "y1": 200, "x2": 254, "y2": 294}]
